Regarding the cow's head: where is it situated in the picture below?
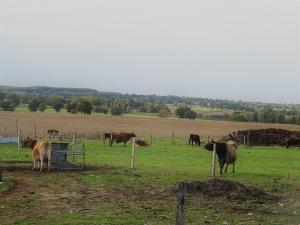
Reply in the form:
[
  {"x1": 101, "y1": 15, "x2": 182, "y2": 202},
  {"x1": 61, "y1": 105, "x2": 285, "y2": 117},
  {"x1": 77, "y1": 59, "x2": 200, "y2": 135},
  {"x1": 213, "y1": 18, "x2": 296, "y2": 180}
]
[
  {"x1": 129, "y1": 133, "x2": 136, "y2": 138},
  {"x1": 21, "y1": 137, "x2": 37, "y2": 149},
  {"x1": 204, "y1": 140, "x2": 215, "y2": 151}
]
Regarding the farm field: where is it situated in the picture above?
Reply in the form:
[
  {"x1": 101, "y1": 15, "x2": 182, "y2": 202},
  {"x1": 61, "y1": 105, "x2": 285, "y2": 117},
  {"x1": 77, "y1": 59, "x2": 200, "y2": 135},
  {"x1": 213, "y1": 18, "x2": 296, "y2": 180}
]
[
  {"x1": 0, "y1": 140, "x2": 300, "y2": 224},
  {"x1": 1, "y1": 111, "x2": 300, "y2": 139}
]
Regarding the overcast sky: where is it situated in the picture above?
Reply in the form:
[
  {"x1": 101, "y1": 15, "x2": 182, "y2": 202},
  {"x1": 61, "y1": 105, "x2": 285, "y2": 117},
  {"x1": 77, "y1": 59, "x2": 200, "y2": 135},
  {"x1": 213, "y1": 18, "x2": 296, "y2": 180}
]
[{"x1": 0, "y1": 0, "x2": 299, "y2": 104}]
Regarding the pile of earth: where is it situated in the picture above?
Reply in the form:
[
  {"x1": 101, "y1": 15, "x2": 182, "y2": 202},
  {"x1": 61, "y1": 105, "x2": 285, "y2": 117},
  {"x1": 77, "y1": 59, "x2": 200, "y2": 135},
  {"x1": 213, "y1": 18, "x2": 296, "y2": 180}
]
[
  {"x1": 222, "y1": 128, "x2": 300, "y2": 146},
  {"x1": 185, "y1": 179, "x2": 278, "y2": 201}
]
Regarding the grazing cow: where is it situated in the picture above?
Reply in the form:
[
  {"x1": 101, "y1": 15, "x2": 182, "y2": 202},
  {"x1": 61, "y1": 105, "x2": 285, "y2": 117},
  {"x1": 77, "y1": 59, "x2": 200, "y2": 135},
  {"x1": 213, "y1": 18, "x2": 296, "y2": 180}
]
[
  {"x1": 188, "y1": 134, "x2": 201, "y2": 146},
  {"x1": 109, "y1": 132, "x2": 136, "y2": 146},
  {"x1": 136, "y1": 140, "x2": 149, "y2": 147},
  {"x1": 47, "y1": 129, "x2": 63, "y2": 140},
  {"x1": 32, "y1": 141, "x2": 52, "y2": 172},
  {"x1": 21, "y1": 137, "x2": 38, "y2": 149},
  {"x1": 204, "y1": 140, "x2": 238, "y2": 175},
  {"x1": 286, "y1": 137, "x2": 300, "y2": 148}
]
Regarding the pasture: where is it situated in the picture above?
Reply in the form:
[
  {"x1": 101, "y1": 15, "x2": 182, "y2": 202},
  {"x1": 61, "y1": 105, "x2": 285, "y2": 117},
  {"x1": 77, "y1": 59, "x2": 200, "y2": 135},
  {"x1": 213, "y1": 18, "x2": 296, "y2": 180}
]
[{"x1": 1, "y1": 139, "x2": 300, "y2": 225}]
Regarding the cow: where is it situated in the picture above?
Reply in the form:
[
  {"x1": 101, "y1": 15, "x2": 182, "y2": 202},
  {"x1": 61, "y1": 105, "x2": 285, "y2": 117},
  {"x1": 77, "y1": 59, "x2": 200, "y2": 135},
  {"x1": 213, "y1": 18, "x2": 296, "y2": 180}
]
[
  {"x1": 47, "y1": 129, "x2": 63, "y2": 140},
  {"x1": 188, "y1": 134, "x2": 201, "y2": 146},
  {"x1": 22, "y1": 138, "x2": 52, "y2": 172},
  {"x1": 204, "y1": 140, "x2": 238, "y2": 175},
  {"x1": 136, "y1": 140, "x2": 149, "y2": 147},
  {"x1": 109, "y1": 132, "x2": 136, "y2": 146},
  {"x1": 286, "y1": 137, "x2": 300, "y2": 148},
  {"x1": 32, "y1": 141, "x2": 52, "y2": 172},
  {"x1": 21, "y1": 137, "x2": 38, "y2": 149}
]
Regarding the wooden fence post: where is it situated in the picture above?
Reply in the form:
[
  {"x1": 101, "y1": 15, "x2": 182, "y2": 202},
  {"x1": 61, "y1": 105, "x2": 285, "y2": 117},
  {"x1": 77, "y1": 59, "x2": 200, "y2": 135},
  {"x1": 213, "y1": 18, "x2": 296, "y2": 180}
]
[
  {"x1": 172, "y1": 130, "x2": 175, "y2": 145},
  {"x1": 150, "y1": 134, "x2": 153, "y2": 146},
  {"x1": 211, "y1": 143, "x2": 217, "y2": 177},
  {"x1": 131, "y1": 137, "x2": 136, "y2": 169},
  {"x1": 244, "y1": 136, "x2": 246, "y2": 145},
  {"x1": 247, "y1": 133, "x2": 250, "y2": 147},
  {"x1": 175, "y1": 182, "x2": 186, "y2": 225}
]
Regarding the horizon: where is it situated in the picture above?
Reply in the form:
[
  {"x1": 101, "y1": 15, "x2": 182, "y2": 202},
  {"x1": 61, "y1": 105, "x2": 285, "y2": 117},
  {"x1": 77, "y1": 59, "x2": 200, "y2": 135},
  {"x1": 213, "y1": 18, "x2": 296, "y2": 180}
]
[
  {"x1": 0, "y1": 0, "x2": 299, "y2": 104},
  {"x1": 1, "y1": 84, "x2": 300, "y2": 106}
]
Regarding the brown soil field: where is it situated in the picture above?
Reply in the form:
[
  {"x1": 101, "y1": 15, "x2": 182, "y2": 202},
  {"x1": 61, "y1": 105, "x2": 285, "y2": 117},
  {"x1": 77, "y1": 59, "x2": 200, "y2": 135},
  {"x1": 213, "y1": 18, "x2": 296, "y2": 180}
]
[{"x1": 1, "y1": 111, "x2": 300, "y2": 139}]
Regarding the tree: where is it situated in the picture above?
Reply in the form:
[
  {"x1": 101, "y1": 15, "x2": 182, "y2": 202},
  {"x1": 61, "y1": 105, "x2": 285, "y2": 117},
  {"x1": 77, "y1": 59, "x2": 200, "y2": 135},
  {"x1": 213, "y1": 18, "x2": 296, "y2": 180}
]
[
  {"x1": 94, "y1": 105, "x2": 108, "y2": 114},
  {"x1": 38, "y1": 103, "x2": 47, "y2": 112},
  {"x1": 184, "y1": 109, "x2": 197, "y2": 119},
  {"x1": 158, "y1": 107, "x2": 171, "y2": 117},
  {"x1": 51, "y1": 98, "x2": 64, "y2": 112},
  {"x1": 175, "y1": 106, "x2": 191, "y2": 118},
  {"x1": 77, "y1": 99, "x2": 93, "y2": 114},
  {"x1": 111, "y1": 106, "x2": 123, "y2": 115},
  {"x1": 1, "y1": 100, "x2": 15, "y2": 111},
  {"x1": 28, "y1": 98, "x2": 41, "y2": 112},
  {"x1": 229, "y1": 112, "x2": 248, "y2": 122},
  {"x1": 66, "y1": 101, "x2": 78, "y2": 114}
]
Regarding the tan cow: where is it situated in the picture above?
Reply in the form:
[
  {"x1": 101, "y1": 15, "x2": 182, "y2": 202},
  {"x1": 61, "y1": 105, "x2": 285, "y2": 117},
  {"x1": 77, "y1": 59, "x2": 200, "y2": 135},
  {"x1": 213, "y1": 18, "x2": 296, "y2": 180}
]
[{"x1": 32, "y1": 141, "x2": 52, "y2": 172}]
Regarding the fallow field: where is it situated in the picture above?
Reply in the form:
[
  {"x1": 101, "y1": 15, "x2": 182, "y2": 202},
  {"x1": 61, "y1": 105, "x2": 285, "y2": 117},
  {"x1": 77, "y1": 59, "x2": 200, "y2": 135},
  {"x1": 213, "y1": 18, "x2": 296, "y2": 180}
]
[{"x1": 1, "y1": 111, "x2": 300, "y2": 139}]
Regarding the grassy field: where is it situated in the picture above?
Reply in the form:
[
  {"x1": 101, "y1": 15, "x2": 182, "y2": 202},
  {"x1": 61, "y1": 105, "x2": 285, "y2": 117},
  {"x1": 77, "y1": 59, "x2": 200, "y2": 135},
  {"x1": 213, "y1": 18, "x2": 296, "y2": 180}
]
[{"x1": 0, "y1": 139, "x2": 300, "y2": 225}]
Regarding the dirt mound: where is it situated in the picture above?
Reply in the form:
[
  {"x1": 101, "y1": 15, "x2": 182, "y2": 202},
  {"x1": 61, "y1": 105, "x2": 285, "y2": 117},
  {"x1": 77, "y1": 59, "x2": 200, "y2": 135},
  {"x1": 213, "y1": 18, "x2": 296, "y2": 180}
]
[
  {"x1": 185, "y1": 179, "x2": 278, "y2": 201},
  {"x1": 222, "y1": 128, "x2": 300, "y2": 146}
]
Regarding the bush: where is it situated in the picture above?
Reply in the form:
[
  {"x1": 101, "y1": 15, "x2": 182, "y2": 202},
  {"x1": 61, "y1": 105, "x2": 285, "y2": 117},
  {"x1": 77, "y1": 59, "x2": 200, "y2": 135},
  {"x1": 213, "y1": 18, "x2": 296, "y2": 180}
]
[
  {"x1": 94, "y1": 105, "x2": 108, "y2": 114},
  {"x1": 111, "y1": 106, "x2": 123, "y2": 115},
  {"x1": 77, "y1": 99, "x2": 93, "y2": 114},
  {"x1": 184, "y1": 110, "x2": 197, "y2": 119},
  {"x1": 175, "y1": 106, "x2": 191, "y2": 118},
  {"x1": 158, "y1": 107, "x2": 171, "y2": 117}
]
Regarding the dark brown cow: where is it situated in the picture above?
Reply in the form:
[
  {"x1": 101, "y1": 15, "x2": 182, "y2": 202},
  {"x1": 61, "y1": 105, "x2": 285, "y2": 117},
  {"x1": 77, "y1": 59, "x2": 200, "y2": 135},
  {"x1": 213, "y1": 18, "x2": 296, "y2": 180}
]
[
  {"x1": 109, "y1": 132, "x2": 136, "y2": 146},
  {"x1": 21, "y1": 137, "x2": 38, "y2": 149},
  {"x1": 286, "y1": 137, "x2": 300, "y2": 148},
  {"x1": 136, "y1": 140, "x2": 149, "y2": 147},
  {"x1": 205, "y1": 140, "x2": 238, "y2": 175}
]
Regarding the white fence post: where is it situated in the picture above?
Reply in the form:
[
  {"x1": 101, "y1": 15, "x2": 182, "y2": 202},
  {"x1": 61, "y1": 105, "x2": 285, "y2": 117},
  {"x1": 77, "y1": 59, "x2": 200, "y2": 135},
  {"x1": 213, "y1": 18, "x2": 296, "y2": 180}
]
[
  {"x1": 131, "y1": 137, "x2": 136, "y2": 169},
  {"x1": 211, "y1": 143, "x2": 217, "y2": 177}
]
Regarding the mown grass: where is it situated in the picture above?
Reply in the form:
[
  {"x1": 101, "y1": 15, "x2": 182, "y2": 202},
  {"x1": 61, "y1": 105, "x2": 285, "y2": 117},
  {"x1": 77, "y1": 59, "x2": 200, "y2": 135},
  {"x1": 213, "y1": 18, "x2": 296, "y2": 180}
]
[{"x1": 1, "y1": 140, "x2": 300, "y2": 224}]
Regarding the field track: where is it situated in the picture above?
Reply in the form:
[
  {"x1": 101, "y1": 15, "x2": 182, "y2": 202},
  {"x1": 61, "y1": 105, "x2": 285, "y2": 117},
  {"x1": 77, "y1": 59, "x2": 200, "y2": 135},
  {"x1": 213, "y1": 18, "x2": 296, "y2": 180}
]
[{"x1": 1, "y1": 111, "x2": 300, "y2": 139}]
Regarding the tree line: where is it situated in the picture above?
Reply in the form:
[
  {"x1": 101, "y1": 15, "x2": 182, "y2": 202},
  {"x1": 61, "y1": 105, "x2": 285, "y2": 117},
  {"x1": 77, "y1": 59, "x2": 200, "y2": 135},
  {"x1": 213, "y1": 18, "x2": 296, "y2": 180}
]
[{"x1": 0, "y1": 89, "x2": 299, "y2": 124}]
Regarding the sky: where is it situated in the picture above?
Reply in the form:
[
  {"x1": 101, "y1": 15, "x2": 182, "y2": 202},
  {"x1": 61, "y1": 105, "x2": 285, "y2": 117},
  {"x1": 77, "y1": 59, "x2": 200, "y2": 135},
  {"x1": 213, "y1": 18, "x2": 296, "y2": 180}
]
[{"x1": 0, "y1": 0, "x2": 299, "y2": 104}]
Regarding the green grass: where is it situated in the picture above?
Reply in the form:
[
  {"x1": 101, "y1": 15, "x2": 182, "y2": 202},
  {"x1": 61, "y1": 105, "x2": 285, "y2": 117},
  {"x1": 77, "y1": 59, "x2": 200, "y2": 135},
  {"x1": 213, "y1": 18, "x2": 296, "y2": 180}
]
[{"x1": 1, "y1": 140, "x2": 300, "y2": 224}]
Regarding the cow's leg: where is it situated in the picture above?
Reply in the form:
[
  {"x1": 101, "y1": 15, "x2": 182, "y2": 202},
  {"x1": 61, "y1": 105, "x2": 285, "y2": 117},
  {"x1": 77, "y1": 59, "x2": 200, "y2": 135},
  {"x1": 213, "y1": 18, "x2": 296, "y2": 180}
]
[
  {"x1": 232, "y1": 163, "x2": 235, "y2": 173},
  {"x1": 40, "y1": 154, "x2": 43, "y2": 172},
  {"x1": 188, "y1": 139, "x2": 191, "y2": 146},
  {"x1": 33, "y1": 160, "x2": 36, "y2": 170},
  {"x1": 225, "y1": 163, "x2": 228, "y2": 173},
  {"x1": 219, "y1": 161, "x2": 225, "y2": 175}
]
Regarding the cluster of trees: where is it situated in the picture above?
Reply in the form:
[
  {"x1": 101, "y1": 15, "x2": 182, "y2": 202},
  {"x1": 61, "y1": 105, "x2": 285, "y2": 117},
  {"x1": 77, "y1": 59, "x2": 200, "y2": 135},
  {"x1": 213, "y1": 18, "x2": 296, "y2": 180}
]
[
  {"x1": 175, "y1": 105, "x2": 197, "y2": 119},
  {"x1": 1, "y1": 88, "x2": 300, "y2": 124}
]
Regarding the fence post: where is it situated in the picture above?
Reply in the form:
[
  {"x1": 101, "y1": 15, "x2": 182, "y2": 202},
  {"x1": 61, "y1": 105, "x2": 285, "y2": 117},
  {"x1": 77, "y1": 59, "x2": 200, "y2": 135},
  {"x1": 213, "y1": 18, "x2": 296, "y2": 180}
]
[
  {"x1": 172, "y1": 130, "x2": 175, "y2": 145},
  {"x1": 175, "y1": 182, "x2": 186, "y2": 225},
  {"x1": 247, "y1": 133, "x2": 250, "y2": 147},
  {"x1": 150, "y1": 134, "x2": 153, "y2": 146},
  {"x1": 17, "y1": 129, "x2": 20, "y2": 153},
  {"x1": 207, "y1": 136, "x2": 210, "y2": 143},
  {"x1": 103, "y1": 131, "x2": 106, "y2": 144},
  {"x1": 211, "y1": 143, "x2": 217, "y2": 177},
  {"x1": 244, "y1": 136, "x2": 246, "y2": 145},
  {"x1": 131, "y1": 137, "x2": 136, "y2": 169}
]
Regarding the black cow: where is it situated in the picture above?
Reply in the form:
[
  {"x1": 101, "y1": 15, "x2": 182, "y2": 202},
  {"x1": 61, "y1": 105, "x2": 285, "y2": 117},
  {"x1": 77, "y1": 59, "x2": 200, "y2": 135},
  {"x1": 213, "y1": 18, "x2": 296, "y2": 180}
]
[
  {"x1": 205, "y1": 140, "x2": 238, "y2": 174},
  {"x1": 286, "y1": 137, "x2": 300, "y2": 148},
  {"x1": 188, "y1": 134, "x2": 201, "y2": 146}
]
